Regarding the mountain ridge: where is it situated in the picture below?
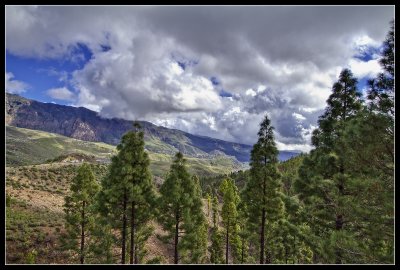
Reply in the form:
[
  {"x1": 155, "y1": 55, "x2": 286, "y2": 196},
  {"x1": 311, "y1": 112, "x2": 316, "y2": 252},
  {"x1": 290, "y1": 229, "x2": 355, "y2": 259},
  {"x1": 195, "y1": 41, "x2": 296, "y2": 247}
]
[{"x1": 6, "y1": 93, "x2": 300, "y2": 162}]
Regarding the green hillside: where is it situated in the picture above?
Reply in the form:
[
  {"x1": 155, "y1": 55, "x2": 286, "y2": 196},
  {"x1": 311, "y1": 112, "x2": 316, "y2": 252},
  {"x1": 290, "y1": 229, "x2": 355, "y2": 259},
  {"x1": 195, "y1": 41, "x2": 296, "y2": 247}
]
[
  {"x1": 6, "y1": 125, "x2": 245, "y2": 177},
  {"x1": 6, "y1": 125, "x2": 116, "y2": 166}
]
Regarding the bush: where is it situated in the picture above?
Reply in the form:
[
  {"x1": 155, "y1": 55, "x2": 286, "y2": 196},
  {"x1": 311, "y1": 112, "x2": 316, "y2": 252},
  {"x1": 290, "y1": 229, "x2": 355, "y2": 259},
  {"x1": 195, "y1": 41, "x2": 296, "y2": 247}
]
[{"x1": 25, "y1": 249, "x2": 38, "y2": 264}]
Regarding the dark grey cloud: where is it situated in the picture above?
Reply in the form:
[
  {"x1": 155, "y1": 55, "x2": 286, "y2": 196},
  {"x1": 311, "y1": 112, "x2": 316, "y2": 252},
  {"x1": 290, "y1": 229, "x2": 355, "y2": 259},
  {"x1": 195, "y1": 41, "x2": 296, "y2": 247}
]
[{"x1": 5, "y1": 6, "x2": 394, "y2": 151}]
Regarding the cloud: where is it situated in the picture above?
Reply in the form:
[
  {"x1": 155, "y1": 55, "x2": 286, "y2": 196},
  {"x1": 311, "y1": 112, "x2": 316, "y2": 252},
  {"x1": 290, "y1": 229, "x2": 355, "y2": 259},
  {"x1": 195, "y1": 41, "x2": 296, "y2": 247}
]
[
  {"x1": 72, "y1": 47, "x2": 222, "y2": 120},
  {"x1": 37, "y1": 68, "x2": 69, "y2": 82},
  {"x1": 5, "y1": 6, "x2": 394, "y2": 151},
  {"x1": 348, "y1": 58, "x2": 382, "y2": 79},
  {"x1": 5, "y1": 72, "x2": 30, "y2": 94},
  {"x1": 46, "y1": 87, "x2": 75, "y2": 101}
]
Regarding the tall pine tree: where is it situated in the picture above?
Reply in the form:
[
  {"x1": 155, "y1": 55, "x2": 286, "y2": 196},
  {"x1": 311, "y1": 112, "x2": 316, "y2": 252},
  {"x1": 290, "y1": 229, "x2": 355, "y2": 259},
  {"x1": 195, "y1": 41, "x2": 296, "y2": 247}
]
[
  {"x1": 180, "y1": 175, "x2": 208, "y2": 263},
  {"x1": 209, "y1": 194, "x2": 224, "y2": 264},
  {"x1": 126, "y1": 123, "x2": 156, "y2": 264},
  {"x1": 63, "y1": 163, "x2": 100, "y2": 264},
  {"x1": 242, "y1": 114, "x2": 284, "y2": 264},
  {"x1": 337, "y1": 21, "x2": 394, "y2": 263},
  {"x1": 97, "y1": 123, "x2": 156, "y2": 264},
  {"x1": 158, "y1": 152, "x2": 207, "y2": 264},
  {"x1": 295, "y1": 68, "x2": 363, "y2": 263},
  {"x1": 219, "y1": 177, "x2": 240, "y2": 264}
]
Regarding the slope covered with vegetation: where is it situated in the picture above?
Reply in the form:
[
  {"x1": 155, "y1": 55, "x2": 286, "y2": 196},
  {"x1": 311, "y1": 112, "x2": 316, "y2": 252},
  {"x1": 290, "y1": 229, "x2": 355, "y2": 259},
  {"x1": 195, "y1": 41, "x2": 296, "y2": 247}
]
[{"x1": 6, "y1": 125, "x2": 246, "y2": 177}]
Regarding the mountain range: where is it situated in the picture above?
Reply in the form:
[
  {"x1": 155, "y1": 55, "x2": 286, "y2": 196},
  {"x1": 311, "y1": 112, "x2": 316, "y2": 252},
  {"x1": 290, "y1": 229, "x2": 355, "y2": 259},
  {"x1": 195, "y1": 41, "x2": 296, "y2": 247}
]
[{"x1": 6, "y1": 93, "x2": 301, "y2": 162}]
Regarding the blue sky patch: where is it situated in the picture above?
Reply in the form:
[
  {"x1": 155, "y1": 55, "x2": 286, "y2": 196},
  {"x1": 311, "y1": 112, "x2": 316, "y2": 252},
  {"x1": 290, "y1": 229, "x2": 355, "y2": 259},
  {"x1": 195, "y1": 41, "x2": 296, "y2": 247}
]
[
  {"x1": 357, "y1": 76, "x2": 371, "y2": 95},
  {"x1": 70, "y1": 42, "x2": 93, "y2": 66},
  {"x1": 353, "y1": 45, "x2": 381, "y2": 62},
  {"x1": 5, "y1": 42, "x2": 94, "y2": 105}
]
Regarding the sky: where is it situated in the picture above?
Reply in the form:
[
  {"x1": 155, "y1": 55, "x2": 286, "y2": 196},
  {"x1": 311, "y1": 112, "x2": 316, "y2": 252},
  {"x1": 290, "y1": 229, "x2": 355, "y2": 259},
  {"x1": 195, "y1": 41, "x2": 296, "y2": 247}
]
[{"x1": 5, "y1": 6, "x2": 394, "y2": 152}]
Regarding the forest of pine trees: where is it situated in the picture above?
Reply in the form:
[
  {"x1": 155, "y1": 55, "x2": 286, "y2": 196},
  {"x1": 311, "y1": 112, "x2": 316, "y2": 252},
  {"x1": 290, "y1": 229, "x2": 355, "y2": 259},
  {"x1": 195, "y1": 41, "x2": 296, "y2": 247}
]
[{"x1": 61, "y1": 21, "x2": 394, "y2": 264}]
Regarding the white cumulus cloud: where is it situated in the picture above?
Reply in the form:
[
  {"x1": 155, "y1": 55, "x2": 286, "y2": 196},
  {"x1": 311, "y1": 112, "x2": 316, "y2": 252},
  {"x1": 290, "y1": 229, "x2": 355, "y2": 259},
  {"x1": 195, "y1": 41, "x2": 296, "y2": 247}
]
[
  {"x1": 348, "y1": 58, "x2": 382, "y2": 79},
  {"x1": 46, "y1": 87, "x2": 75, "y2": 101},
  {"x1": 5, "y1": 72, "x2": 30, "y2": 94}
]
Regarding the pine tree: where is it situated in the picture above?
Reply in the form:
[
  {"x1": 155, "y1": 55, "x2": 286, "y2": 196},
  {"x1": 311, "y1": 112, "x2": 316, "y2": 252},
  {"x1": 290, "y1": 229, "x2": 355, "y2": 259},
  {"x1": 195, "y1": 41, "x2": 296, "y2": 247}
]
[
  {"x1": 97, "y1": 123, "x2": 156, "y2": 264},
  {"x1": 125, "y1": 123, "x2": 156, "y2": 264},
  {"x1": 97, "y1": 155, "x2": 128, "y2": 263},
  {"x1": 219, "y1": 177, "x2": 240, "y2": 264},
  {"x1": 158, "y1": 152, "x2": 207, "y2": 264},
  {"x1": 312, "y1": 69, "x2": 362, "y2": 151},
  {"x1": 337, "y1": 22, "x2": 394, "y2": 263},
  {"x1": 295, "y1": 69, "x2": 363, "y2": 263},
  {"x1": 63, "y1": 163, "x2": 100, "y2": 264},
  {"x1": 180, "y1": 175, "x2": 208, "y2": 263},
  {"x1": 234, "y1": 200, "x2": 251, "y2": 264},
  {"x1": 242, "y1": 114, "x2": 284, "y2": 264},
  {"x1": 209, "y1": 194, "x2": 224, "y2": 264}
]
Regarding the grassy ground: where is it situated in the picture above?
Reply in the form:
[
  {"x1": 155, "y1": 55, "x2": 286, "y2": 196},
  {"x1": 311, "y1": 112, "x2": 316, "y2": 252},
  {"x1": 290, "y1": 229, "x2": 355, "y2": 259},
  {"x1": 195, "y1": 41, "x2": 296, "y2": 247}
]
[
  {"x1": 6, "y1": 195, "x2": 68, "y2": 264},
  {"x1": 5, "y1": 163, "x2": 213, "y2": 264}
]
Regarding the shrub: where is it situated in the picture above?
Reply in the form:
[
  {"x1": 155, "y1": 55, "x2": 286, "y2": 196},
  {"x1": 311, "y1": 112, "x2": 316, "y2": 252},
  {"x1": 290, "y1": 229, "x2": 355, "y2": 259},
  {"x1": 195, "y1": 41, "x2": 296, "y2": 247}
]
[{"x1": 25, "y1": 249, "x2": 38, "y2": 264}]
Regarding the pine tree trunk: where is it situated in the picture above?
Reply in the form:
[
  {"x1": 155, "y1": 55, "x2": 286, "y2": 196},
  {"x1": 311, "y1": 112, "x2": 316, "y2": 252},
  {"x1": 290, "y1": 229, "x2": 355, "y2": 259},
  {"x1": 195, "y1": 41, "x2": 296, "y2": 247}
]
[
  {"x1": 130, "y1": 201, "x2": 135, "y2": 264},
  {"x1": 174, "y1": 211, "x2": 179, "y2": 264},
  {"x1": 260, "y1": 208, "x2": 266, "y2": 264},
  {"x1": 80, "y1": 201, "x2": 85, "y2": 264},
  {"x1": 121, "y1": 190, "x2": 127, "y2": 264},
  {"x1": 225, "y1": 218, "x2": 229, "y2": 264}
]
